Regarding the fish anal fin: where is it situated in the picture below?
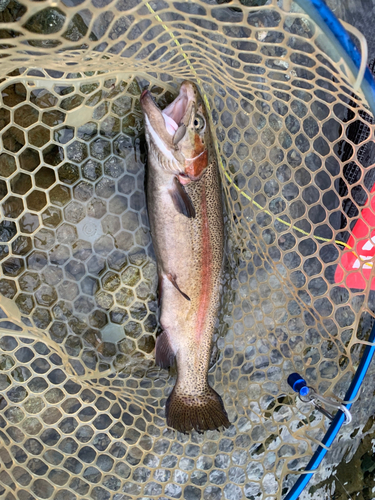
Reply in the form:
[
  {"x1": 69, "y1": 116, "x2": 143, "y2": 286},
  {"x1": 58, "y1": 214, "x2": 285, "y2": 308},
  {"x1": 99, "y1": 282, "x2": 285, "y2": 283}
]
[
  {"x1": 155, "y1": 330, "x2": 176, "y2": 369},
  {"x1": 167, "y1": 273, "x2": 190, "y2": 301},
  {"x1": 166, "y1": 385, "x2": 230, "y2": 433},
  {"x1": 169, "y1": 176, "x2": 195, "y2": 218}
]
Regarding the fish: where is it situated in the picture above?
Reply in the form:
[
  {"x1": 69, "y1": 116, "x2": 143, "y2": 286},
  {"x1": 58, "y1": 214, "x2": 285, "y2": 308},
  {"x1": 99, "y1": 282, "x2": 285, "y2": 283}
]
[{"x1": 140, "y1": 81, "x2": 230, "y2": 433}]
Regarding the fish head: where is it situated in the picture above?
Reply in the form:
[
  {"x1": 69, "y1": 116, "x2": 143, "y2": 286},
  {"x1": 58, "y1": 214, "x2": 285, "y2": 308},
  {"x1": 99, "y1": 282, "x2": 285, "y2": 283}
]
[{"x1": 140, "y1": 81, "x2": 211, "y2": 180}]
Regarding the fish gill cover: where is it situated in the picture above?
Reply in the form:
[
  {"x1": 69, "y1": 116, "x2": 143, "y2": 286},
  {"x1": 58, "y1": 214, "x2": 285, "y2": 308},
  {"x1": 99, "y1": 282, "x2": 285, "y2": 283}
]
[{"x1": 0, "y1": 0, "x2": 374, "y2": 499}]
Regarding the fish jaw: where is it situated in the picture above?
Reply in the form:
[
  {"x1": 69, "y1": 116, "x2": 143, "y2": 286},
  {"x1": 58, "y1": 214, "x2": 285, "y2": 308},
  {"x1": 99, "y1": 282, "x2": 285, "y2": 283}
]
[
  {"x1": 140, "y1": 90, "x2": 179, "y2": 173},
  {"x1": 140, "y1": 89, "x2": 175, "y2": 147},
  {"x1": 140, "y1": 81, "x2": 211, "y2": 180}
]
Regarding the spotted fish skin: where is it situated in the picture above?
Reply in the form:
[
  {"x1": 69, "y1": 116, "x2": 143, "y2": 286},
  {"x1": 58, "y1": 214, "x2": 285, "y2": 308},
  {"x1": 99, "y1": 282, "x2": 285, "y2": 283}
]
[{"x1": 141, "y1": 81, "x2": 229, "y2": 433}]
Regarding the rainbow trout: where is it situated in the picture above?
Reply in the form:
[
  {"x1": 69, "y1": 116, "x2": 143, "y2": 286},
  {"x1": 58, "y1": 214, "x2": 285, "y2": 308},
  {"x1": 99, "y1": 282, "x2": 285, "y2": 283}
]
[{"x1": 140, "y1": 82, "x2": 230, "y2": 433}]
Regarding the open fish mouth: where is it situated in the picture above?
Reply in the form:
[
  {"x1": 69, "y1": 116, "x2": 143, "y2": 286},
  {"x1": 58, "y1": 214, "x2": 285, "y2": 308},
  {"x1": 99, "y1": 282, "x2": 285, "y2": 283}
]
[
  {"x1": 162, "y1": 83, "x2": 195, "y2": 134},
  {"x1": 140, "y1": 81, "x2": 196, "y2": 141}
]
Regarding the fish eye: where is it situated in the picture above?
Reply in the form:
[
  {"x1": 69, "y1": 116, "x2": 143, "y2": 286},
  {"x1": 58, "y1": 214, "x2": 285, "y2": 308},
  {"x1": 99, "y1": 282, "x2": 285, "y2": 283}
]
[{"x1": 193, "y1": 114, "x2": 205, "y2": 131}]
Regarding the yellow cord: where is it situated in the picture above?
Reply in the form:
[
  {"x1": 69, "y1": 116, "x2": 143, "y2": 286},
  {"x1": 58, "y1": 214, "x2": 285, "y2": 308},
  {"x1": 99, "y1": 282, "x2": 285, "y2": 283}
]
[{"x1": 144, "y1": 2, "x2": 369, "y2": 267}]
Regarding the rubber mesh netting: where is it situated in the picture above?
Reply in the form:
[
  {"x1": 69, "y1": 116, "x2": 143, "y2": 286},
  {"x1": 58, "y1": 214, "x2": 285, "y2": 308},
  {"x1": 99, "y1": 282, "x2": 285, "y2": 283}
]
[{"x1": 0, "y1": 0, "x2": 375, "y2": 499}]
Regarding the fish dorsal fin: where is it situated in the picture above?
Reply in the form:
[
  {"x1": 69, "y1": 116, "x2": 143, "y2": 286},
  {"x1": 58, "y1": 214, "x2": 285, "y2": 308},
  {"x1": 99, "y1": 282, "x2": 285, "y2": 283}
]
[
  {"x1": 155, "y1": 330, "x2": 176, "y2": 369},
  {"x1": 169, "y1": 176, "x2": 195, "y2": 218}
]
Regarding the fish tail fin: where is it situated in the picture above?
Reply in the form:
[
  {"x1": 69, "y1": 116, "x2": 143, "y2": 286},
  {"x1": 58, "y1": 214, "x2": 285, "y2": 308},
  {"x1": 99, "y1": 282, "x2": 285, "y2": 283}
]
[{"x1": 166, "y1": 385, "x2": 230, "y2": 433}]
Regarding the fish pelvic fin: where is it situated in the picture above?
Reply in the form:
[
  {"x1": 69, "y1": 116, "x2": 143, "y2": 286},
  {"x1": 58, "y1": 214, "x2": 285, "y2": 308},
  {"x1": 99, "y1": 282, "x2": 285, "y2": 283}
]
[
  {"x1": 166, "y1": 385, "x2": 230, "y2": 433},
  {"x1": 155, "y1": 330, "x2": 176, "y2": 369},
  {"x1": 167, "y1": 273, "x2": 190, "y2": 301}
]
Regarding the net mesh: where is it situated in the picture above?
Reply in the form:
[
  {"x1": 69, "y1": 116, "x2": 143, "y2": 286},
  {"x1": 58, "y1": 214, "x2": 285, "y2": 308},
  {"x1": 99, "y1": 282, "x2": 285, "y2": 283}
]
[{"x1": 0, "y1": 0, "x2": 375, "y2": 499}]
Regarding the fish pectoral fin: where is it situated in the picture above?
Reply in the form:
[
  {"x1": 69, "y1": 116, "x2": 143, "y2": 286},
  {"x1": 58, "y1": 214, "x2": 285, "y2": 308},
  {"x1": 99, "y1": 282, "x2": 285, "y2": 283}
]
[
  {"x1": 167, "y1": 273, "x2": 190, "y2": 301},
  {"x1": 168, "y1": 176, "x2": 196, "y2": 218},
  {"x1": 155, "y1": 330, "x2": 176, "y2": 369}
]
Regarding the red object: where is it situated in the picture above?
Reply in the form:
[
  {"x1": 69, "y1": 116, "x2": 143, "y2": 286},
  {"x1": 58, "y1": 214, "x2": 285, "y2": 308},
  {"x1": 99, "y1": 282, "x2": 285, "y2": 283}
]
[{"x1": 334, "y1": 184, "x2": 375, "y2": 290}]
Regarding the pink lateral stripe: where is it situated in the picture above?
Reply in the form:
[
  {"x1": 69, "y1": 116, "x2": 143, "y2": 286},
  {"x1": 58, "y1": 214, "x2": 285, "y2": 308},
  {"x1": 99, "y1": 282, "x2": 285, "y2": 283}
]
[{"x1": 195, "y1": 183, "x2": 212, "y2": 342}]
